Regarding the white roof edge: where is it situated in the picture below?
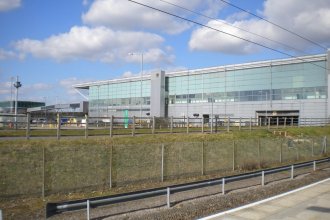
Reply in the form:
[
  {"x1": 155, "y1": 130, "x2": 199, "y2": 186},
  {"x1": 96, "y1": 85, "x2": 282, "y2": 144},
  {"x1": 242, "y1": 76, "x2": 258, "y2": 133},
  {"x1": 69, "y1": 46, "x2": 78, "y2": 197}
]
[
  {"x1": 74, "y1": 74, "x2": 152, "y2": 88},
  {"x1": 168, "y1": 54, "x2": 326, "y2": 77},
  {"x1": 74, "y1": 53, "x2": 326, "y2": 88}
]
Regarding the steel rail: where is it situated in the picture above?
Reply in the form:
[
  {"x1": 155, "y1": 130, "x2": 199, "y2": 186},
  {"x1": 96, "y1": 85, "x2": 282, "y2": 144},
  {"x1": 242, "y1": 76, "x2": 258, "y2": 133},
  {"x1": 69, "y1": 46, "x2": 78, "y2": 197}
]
[{"x1": 46, "y1": 157, "x2": 330, "y2": 217}]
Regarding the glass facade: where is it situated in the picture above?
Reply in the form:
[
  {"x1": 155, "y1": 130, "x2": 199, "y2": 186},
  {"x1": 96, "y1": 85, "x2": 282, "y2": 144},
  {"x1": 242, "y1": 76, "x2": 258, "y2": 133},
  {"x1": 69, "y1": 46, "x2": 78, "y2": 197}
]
[
  {"x1": 168, "y1": 61, "x2": 327, "y2": 104},
  {"x1": 86, "y1": 57, "x2": 327, "y2": 118},
  {"x1": 89, "y1": 80, "x2": 151, "y2": 117}
]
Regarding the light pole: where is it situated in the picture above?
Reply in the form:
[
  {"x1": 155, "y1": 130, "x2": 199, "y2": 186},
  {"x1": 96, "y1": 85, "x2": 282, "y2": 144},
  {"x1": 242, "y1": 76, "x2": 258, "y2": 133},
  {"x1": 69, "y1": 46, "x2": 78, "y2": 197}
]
[
  {"x1": 13, "y1": 76, "x2": 22, "y2": 129},
  {"x1": 10, "y1": 76, "x2": 14, "y2": 113},
  {"x1": 129, "y1": 52, "x2": 144, "y2": 123},
  {"x1": 43, "y1": 97, "x2": 47, "y2": 121}
]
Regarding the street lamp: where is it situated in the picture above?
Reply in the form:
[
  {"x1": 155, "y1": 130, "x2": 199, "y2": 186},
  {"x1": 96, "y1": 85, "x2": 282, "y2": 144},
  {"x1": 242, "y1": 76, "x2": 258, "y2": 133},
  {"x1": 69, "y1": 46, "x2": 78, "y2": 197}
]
[
  {"x1": 129, "y1": 52, "x2": 144, "y2": 123},
  {"x1": 13, "y1": 76, "x2": 22, "y2": 128},
  {"x1": 43, "y1": 97, "x2": 47, "y2": 121}
]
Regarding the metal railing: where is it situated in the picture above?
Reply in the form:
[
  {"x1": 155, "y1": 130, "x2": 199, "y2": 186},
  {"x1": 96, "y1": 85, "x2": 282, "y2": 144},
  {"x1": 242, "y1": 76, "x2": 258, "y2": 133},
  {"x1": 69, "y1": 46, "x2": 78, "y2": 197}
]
[{"x1": 46, "y1": 157, "x2": 330, "y2": 218}]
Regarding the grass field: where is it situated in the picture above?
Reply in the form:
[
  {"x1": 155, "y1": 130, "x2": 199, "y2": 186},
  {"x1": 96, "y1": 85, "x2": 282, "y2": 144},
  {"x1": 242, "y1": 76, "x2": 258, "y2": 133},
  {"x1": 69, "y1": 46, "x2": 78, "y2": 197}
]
[{"x1": 0, "y1": 127, "x2": 329, "y2": 219}]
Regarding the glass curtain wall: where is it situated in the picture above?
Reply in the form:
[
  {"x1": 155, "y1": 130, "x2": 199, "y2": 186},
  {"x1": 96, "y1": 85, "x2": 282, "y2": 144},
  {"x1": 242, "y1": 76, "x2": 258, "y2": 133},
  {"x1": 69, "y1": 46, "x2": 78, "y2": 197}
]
[
  {"x1": 89, "y1": 80, "x2": 151, "y2": 117},
  {"x1": 168, "y1": 61, "x2": 327, "y2": 105}
]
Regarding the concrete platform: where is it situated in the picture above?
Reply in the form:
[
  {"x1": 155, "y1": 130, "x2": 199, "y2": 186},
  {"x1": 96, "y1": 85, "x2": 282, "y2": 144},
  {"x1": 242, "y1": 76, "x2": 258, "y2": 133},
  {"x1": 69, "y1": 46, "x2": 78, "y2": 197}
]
[{"x1": 201, "y1": 178, "x2": 330, "y2": 220}]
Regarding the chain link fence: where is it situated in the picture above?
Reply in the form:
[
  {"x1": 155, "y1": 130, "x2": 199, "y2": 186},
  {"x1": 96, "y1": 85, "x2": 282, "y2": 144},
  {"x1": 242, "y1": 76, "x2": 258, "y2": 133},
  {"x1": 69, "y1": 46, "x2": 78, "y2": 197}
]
[{"x1": 0, "y1": 136, "x2": 328, "y2": 198}]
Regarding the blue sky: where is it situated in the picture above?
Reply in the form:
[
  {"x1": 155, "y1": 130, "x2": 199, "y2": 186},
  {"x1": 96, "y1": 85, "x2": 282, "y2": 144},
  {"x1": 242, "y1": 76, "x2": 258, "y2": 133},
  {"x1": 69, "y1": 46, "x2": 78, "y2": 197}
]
[{"x1": 0, "y1": 0, "x2": 329, "y2": 104}]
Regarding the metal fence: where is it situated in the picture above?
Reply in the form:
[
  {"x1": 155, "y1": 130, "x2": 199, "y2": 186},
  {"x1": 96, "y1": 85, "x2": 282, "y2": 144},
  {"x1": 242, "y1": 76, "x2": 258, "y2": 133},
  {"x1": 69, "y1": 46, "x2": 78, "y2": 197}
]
[
  {"x1": 0, "y1": 136, "x2": 328, "y2": 198},
  {"x1": 0, "y1": 113, "x2": 330, "y2": 139}
]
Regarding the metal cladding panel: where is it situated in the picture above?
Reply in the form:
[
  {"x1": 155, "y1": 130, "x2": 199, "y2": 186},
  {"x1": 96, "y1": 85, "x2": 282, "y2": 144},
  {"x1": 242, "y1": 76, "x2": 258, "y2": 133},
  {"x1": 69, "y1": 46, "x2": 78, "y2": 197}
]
[{"x1": 150, "y1": 71, "x2": 165, "y2": 117}]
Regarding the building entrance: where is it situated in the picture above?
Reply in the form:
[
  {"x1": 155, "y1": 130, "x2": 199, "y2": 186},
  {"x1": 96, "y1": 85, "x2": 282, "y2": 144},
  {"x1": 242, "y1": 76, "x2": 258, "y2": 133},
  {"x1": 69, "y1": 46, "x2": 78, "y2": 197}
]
[{"x1": 256, "y1": 110, "x2": 299, "y2": 126}]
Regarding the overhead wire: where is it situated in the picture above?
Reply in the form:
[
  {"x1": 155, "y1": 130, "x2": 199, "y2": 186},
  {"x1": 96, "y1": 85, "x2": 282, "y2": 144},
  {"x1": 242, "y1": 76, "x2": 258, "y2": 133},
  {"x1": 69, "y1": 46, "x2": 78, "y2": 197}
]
[
  {"x1": 218, "y1": 0, "x2": 327, "y2": 51},
  {"x1": 127, "y1": 0, "x2": 328, "y2": 71},
  {"x1": 158, "y1": 0, "x2": 311, "y2": 57}
]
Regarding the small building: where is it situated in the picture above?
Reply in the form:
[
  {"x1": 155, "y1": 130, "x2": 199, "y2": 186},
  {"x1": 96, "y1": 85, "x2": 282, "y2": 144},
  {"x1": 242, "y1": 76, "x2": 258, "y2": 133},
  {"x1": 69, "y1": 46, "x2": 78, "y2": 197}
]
[{"x1": 0, "y1": 101, "x2": 45, "y2": 114}]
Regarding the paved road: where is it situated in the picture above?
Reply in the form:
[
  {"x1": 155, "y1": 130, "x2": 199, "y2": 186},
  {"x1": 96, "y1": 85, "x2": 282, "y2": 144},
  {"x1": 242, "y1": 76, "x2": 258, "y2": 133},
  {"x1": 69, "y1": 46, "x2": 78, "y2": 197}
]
[{"x1": 202, "y1": 178, "x2": 330, "y2": 220}]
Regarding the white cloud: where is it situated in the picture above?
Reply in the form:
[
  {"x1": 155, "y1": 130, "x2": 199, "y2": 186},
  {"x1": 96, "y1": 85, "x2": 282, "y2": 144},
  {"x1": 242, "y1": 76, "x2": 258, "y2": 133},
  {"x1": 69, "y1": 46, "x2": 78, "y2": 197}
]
[
  {"x1": 0, "y1": 81, "x2": 11, "y2": 95},
  {"x1": 122, "y1": 71, "x2": 135, "y2": 78},
  {"x1": 189, "y1": 0, "x2": 330, "y2": 54},
  {"x1": 82, "y1": 0, "x2": 89, "y2": 6},
  {"x1": 0, "y1": 80, "x2": 53, "y2": 102},
  {"x1": 0, "y1": 48, "x2": 24, "y2": 60},
  {"x1": 15, "y1": 26, "x2": 173, "y2": 64},
  {"x1": 0, "y1": 0, "x2": 21, "y2": 11},
  {"x1": 82, "y1": 0, "x2": 223, "y2": 35}
]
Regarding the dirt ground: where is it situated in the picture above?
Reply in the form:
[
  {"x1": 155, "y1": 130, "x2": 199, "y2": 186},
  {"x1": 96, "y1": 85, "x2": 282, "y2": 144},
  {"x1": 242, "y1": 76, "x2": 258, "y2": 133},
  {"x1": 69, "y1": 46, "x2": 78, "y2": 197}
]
[{"x1": 43, "y1": 165, "x2": 330, "y2": 220}]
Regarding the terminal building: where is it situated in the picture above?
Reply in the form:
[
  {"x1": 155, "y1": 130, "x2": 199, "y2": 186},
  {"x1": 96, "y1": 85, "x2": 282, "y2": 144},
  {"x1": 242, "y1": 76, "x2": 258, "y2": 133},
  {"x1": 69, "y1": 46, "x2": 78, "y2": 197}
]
[{"x1": 74, "y1": 51, "x2": 330, "y2": 124}]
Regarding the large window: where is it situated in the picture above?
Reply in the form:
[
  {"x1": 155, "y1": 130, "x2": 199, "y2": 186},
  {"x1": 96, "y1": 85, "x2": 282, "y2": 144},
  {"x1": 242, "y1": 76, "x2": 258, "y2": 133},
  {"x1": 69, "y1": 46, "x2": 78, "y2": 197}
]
[
  {"x1": 168, "y1": 61, "x2": 327, "y2": 104},
  {"x1": 89, "y1": 80, "x2": 151, "y2": 116}
]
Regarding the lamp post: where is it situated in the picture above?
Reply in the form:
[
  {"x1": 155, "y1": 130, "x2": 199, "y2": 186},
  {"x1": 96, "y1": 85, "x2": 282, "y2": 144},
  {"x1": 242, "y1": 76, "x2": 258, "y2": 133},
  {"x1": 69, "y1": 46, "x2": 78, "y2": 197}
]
[
  {"x1": 129, "y1": 52, "x2": 144, "y2": 123},
  {"x1": 13, "y1": 76, "x2": 22, "y2": 129},
  {"x1": 43, "y1": 97, "x2": 47, "y2": 121},
  {"x1": 10, "y1": 76, "x2": 14, "y2": 113}
]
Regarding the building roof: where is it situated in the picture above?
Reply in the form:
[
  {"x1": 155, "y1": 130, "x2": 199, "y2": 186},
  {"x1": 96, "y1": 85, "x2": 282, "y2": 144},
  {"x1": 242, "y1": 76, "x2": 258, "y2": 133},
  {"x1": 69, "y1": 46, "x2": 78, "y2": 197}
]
[{"x1": 73, "y1": 53, "x2": 326, "y2": 89}]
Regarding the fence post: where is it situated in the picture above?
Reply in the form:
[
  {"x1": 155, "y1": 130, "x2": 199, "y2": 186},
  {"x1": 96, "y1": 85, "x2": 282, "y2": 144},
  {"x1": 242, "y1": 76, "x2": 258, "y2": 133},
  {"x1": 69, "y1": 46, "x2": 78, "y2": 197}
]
[
  {"x1": 249, "y1": 117, "x2": 252, "y2": 131},
  {"x1": 26, "y1": 112, "x2": 31, "y2": 140},
  {"x1": 201, "y1": 141, "x2": 204, "y2": 175},
  {"x1": 284, "y1": 117, "x2": 287, "y2": 128},
  {"x1": 291, "y1": 117, "x2": 294, "y2": 127},
  {"x1": 42, "y1": 145, "x2": 45, "y2": 200},
  {"x1": 296, "y1": 147, "x2": 299, "y2": 161},
  {"x1": 280, "y1": 141, "x2": 283, "y2": 163},
  {"x1": 232, "y1": 140, "x2": 236, "y2": 171},
  {"x1": 258, "y1": 138, "x2": 261, "y2": 167},
  {"x1": 152, "y1": 116, "x2": 156, "y2": 134},
  {"x1": 132, "y1": 116, "x2": 135, "y2": 136},
  {"x1": 201, "y1": 117, "x2": 204, "y2": 133},
  {"x1": 313, "y1": 161, "x2": 316, "y2": 171},
  {"x1": 222, "y1": 178, "x2": 225, "y2": 195},
  {"x1": 187, "y1": 117, "x2": 189, "y2": 134},
  {"x1": 227, "y1": 117, "x2": 230, "y2": 132},
  {"x1": 291, "y1": 165, "x2": 294, "y2": 179},
  {"x1": 167, "y1": 187, "x2": 171, "y2": 208},
  {"x1": 87, "y1": 200, "x2": 90, "y2": 220},
  {"x1": 312, "y1": 138, "x2": 314, "y2": 157},
  {"x1": 110, "y1": 115, "x2": 113, "y2": 137},
  {"x1": 325, "y1": 136, "x2": 327, "y2": 153},
  {"x1": 170, "y1": 116, "x2": 173, "y2": 133},
  {"x1": 57, "y1": 113, "x2": 61, "y2": 140},
  {"x1": 268, "y1": 117, "x2": 271, "y2": 130},
  {"x1": 261, "y1": 171, "x2": 265, "y2": 186},
  {"x1": 210, "y1": 114, "x2": 213, "y2": 134},
  {"x1": 85, "y1": 114, "x2": 88, "y2": 139},
  {"x1": 109, "y1": 145, "x2": 113, "y2": 188},
  {"x1": 276, "y1": 117, "x2": 279, "y2": 129},
  {"x1": 239, "y1": 117, "x2": 241, "y2": 131},
  {"x1": 161, "y1": 144, "x2": 164, "y2": 182}
]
